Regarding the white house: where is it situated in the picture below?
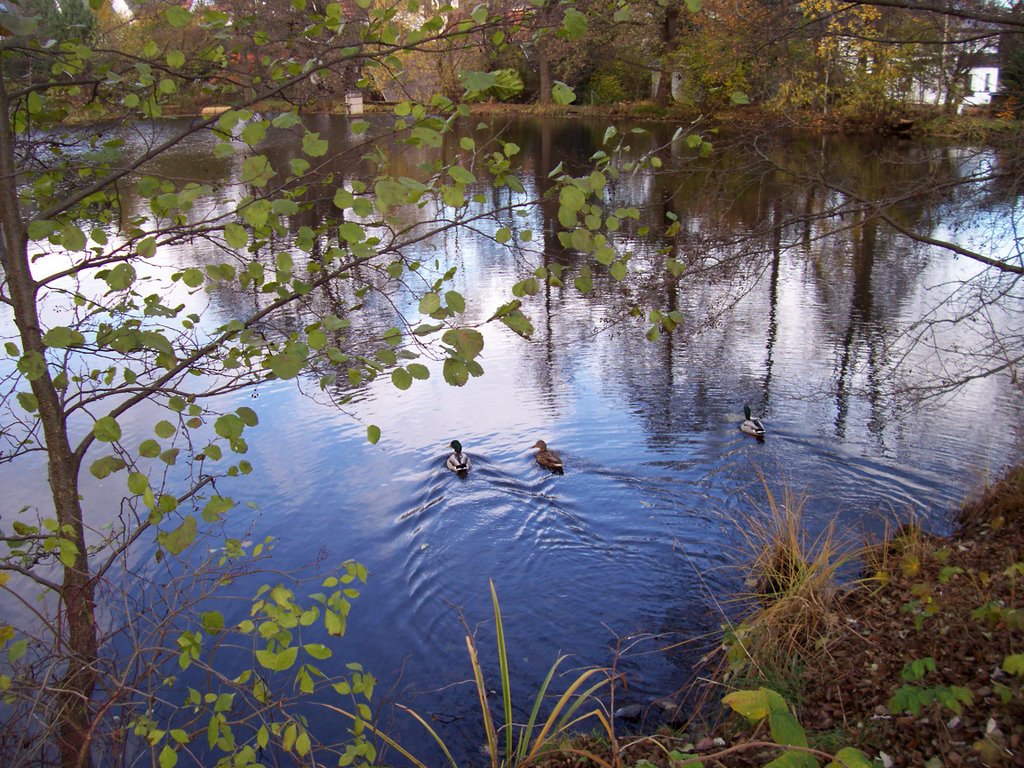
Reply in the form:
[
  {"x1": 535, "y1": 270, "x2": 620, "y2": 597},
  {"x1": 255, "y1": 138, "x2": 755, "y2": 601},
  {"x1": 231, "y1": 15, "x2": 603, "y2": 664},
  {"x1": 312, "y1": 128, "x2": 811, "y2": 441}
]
[{"x1": 961, "y1": 64, "x2": 1000, "y2": 112}]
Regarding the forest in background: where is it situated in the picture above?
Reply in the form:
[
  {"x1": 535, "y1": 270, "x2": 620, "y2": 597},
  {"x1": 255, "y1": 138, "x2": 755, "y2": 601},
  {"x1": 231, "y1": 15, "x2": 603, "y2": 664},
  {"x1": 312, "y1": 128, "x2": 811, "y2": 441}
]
[{"x1": 12, "y1": 0, "x2": 1024, "y2": 126}]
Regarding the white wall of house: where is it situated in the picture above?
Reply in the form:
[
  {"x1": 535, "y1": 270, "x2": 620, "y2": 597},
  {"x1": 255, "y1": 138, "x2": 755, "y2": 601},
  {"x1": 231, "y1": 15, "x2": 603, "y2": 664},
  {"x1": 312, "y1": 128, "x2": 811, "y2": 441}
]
[{"x1": 963, "y1": 66, "x2": 999, "y2": 108}]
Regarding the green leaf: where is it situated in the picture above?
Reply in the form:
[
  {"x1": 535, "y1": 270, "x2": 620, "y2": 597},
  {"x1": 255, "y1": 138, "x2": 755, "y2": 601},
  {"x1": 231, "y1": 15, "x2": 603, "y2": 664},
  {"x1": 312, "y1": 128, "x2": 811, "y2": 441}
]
[
  {"x1": 722, "y1": 688, "x2": 779, "y2": 721},
  {"x1": 407, "y1": 363, "x2": 430, "y2": 380},
  {"x1": 449, "y1": 166, "x2": 476, "y2": 184},
  {"x1": 0, "y1": 10, "x2": 39, "y2": 36},
  {"x1": 570, "y1": 228, "x2": 593, "y2": 253},
  {"x1": 224, "y1": 223, "x2": 248, "y2": 249},
  {"x1": 165, "y1": 6, "x2": 191, "y2": 27},
  {"x1": 500, "y1": 311, "x2": 534, "y2": 339},
  {"x1": 158, "y1": 516, "x2": 197, "y2": 556},
  {"x1": 90, "y1": 455, "x2": 127, "y2": 479},
  {"x1": 8, "y1": 638, "x2": 27, "y2": 663},
  {"x1": 241, "y1": 121, "x2": 267, "y2": 146},
  {"x1": 825, "y1": 747, "x2": 873, "y2": 768},
  {"x1": 460, "y1": 70, "x2": 498, "y2": 96},
  {"x1": 367, "y1": 425, "x2": 381, "y2": 444},
  {"x1": 167, "y1": 50, "x2": 186, "y2": 68},
  {"x1": 202, "y1": 496, "x2": 234, "y2": 522},
  {"x1": 413, "y1": 323, "x2": 443, "y2": 336},
  {"x1": 419, "y1": 292, "x2": 441, "y2": 314},
  {"x1": 272, "y1": 112, "x2": 301, "y2": 129},
  {"x1": 43, "y1": 327, "x2": 86, "y2": 348},
  {"x1": 295, "y1": 730, "x2": 311, "y2": 757},
  {"x1": 302, "y1": 132, "x2": 329, "y2": 157},
  {"x1": 391, "y1": 368, "x2": 413, "y2": 391},
  {"x1": 159, "y1": 744, "x2": 178, "y2": 768},
  {"x1": 685, "y1": 0, "x2": 703, "y2": 12},
  {"x1": 575, "y1": 264, "x2": 593, "y2": 293},
  {"x1": 267, "y1": 353, "x2": 304, "y2": 380},
  {"x1": 237, "y1": 407, "x2": 258, "y2": 427},
  {"x1": 241, "y1": 156, "x2": 275, "y2": 187},
  {"x1": 441, "y1": 328, "x2": 484, "y2": 360},
  {"x1": 562, "y1": 8, "x2": 588, "y2": 39},
  {"x1": 338, "y1": 222, "x2": 364, "y2": 243},
  {"x1": 200, "y1": 611, "x2": 225, "y2": 634},
  {"x1": 18, "y1": 352, "x2": 46, "y2": 380},
  {"x1": 445, "y1": 291, "x2": 466, "y2": 313},
  {"x1": 769, "y1": 709, "x2": 807, "y2": 748},
  {"x1": 764, "y1": 752, "x2": 816, "y2": 768},
  {"x1": 16, "y1": 392, "x2": 38, "y2": 412},
  {"x1": 61, "y1": 224, "x2": 86, "y2": 251},
  {"x1": 181, "y1": 268, "x2": 204, "y2": 287},
  {"x1": 154, "y1": 420, "x2": 176, "y2": 439},
  {"x1": 139, "y1": 440, "x2": 161, "y2": 458},
  {"x1": 128, "y1": 472, "x2": 149, "y2": 494},
  {"x1": 304, "y1": 643, "x2": 332, "y2": 660},
  {"x1": 552, "y1": 82, "x2": 576, "y2": 106},
  {"x1": 93, "y1": 416, "x2": 122, "y2": 443},
  {"x1": 443, "y1": 358, "x2": 469, "y2": 386},
  {"x1": 214, "y1": 414, "x2": 244, "y2": 439},
  {"x1": 101, "y1": 263, "x2": 137, "y2": 291},
  {"x1": 1002, "y1": 654, "x2": 1024, "y2": 676}
]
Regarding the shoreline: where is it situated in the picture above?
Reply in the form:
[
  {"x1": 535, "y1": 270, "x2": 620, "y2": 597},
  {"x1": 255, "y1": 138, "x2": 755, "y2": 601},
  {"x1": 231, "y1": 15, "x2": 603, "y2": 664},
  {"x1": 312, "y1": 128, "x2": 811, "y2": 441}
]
[
  {"x1": 156, "y1": 98, "x2": 1022, "y2": 144},
  {"x1": 541, "y1": 466, "x2": 1024, "y2": 767}
]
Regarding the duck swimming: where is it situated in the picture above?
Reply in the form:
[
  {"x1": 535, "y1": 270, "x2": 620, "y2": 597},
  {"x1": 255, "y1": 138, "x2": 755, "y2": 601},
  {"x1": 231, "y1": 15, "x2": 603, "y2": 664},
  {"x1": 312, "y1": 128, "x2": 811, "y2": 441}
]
[
  {"x1": 740, "y1": 405, "x2": 765, "y2": 437},
  {"x1": 532, "y1": 440, "x2": 564, "y2": 473},
  {"x1": 446, "y1": 440, "x2": 470, "y2": 473}
]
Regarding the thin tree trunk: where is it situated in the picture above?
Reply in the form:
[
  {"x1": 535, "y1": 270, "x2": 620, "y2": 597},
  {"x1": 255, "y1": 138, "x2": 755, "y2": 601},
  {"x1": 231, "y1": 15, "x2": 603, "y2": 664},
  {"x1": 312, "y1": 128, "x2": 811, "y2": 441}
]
[
  {"x1": 538, "y1": 52, "x2": 552, "y2": 104},
  {"x1": 0, "y1": 59, "x2": 98, "y2": 768},
  {"x1": 535, "y1": 0, "x2": 556, "y2": 105},
  {"x1": 656, "y1": 2, "x2": 680, "y2": 106}
]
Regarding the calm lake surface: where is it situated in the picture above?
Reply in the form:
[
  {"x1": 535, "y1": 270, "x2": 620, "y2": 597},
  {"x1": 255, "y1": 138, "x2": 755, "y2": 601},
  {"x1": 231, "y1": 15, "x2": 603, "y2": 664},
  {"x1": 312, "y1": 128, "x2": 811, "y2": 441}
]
[{"x1": 3, "y1": 115, "x2": 1022, "y2": 762}]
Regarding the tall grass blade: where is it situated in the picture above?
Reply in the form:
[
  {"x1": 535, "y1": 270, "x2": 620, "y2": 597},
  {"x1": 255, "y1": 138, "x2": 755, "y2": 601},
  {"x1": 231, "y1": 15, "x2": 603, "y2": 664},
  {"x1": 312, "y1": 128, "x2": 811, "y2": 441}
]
[
  {"x1": 547, "y1": 674, "x2": 615, "y2": 743},
  {"x1": 394, "y1": 704, "x2": 460, "y2": 768},
  {"x1": 467, "y1": 633, "x2": 499, "y2": 768},
  {"x1": 525, "y1": 667, "x2": 610, "y2": 763},
  {"x1": 490, "y1": 579, "x2": 514, "y2": 764},
  {"x1": 516, "y1": 654, "x2": 568, "y2": 762}
]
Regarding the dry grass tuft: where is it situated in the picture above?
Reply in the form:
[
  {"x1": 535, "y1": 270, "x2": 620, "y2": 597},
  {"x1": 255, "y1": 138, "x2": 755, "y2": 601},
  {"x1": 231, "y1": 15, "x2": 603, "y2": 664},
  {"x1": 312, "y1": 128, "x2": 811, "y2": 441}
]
[{"x1": 713, "y1": 479, "x2": 856, "y2": 696}]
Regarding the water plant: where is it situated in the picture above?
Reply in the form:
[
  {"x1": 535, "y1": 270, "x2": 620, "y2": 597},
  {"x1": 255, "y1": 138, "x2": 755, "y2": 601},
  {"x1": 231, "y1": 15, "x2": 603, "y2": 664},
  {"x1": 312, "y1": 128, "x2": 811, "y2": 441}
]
[
  {"x1": 717, "y1": 477, "x2": 853, "y2": 693},
  {"x1": 395, "y1": 580, "x2": 617, "y2": 768}
]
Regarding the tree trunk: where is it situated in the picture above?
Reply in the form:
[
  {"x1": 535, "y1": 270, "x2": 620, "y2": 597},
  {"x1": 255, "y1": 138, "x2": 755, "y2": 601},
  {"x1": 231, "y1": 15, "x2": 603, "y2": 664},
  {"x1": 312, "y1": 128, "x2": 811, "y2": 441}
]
[
  {"x1": 656, "y1": 3, "x2": 681, "y2": 106},
  {"x1": 0, "y1": 59, "x2": 98, "y2": 768},
  {"x1": 534, "y1": 0, "x2": 556, "y2": 105},
  {"x1": 538, "y1": 53, "x2": 552, "y2": 105}
]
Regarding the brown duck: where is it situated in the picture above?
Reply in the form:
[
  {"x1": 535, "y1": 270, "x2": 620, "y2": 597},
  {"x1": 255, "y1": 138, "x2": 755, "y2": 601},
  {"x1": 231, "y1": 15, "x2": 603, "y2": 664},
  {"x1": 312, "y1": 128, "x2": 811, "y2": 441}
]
[{"x1": 531, "y1": 440, "x2": 564, "y2": 473}]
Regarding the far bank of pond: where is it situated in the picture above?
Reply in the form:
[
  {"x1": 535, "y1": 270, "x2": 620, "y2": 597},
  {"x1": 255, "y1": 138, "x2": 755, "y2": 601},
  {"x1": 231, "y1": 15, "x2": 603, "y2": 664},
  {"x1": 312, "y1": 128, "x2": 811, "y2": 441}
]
[{"x1": 167, "y1": 96, "x2": 1024, "y2": 144}]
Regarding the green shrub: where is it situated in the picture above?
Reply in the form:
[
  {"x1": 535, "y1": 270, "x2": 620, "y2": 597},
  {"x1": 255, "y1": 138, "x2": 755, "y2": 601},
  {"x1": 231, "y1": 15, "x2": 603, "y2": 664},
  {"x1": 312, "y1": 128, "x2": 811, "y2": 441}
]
[{"x1": 588, "y1": 74, "x2": 627, "y2": 105}]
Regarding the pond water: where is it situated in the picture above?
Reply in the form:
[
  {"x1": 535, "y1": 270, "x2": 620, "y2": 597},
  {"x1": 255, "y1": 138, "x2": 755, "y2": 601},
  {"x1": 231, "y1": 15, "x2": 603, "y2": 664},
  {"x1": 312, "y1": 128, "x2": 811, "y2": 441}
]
[{"x1": 3, "y1": 115, "x2": 1022, "y2": 764}]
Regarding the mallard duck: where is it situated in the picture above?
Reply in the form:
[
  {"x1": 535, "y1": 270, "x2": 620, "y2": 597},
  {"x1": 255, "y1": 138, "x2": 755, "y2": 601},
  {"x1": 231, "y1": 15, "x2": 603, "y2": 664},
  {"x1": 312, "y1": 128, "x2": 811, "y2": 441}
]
[
  {"x1": 532, "y1": 440, "x2": 564, "y2": 473},
  {"x1": 740, "y1": 405, "x2": 765, "y2": 437},
  {"x1": 446, "y1": 439, "x2": 470, "y2": 473}
]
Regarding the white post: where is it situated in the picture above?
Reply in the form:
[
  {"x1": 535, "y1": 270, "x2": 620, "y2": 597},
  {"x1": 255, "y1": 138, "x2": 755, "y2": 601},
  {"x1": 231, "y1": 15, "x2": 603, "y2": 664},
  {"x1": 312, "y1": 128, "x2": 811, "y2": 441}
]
[{"x1": 345, "y1": 92, "x2": 364, "y2": 115}]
